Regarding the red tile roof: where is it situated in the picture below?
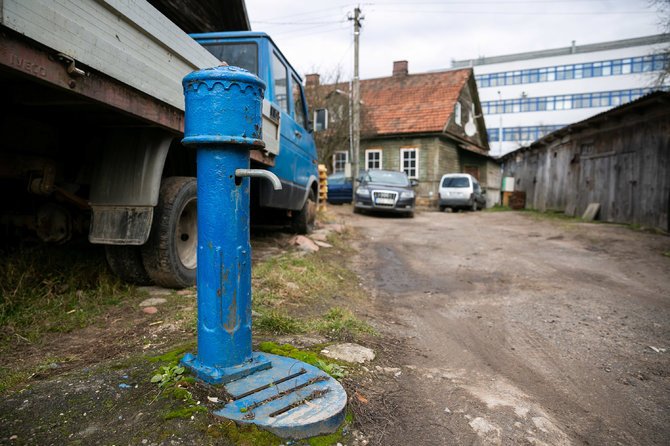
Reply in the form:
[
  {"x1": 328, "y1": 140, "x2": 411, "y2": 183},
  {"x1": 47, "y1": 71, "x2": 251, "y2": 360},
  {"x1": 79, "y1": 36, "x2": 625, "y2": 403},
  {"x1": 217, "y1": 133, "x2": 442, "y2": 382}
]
[{"x1": 358, "y1": 68, "x2": 472, "y2": 135}]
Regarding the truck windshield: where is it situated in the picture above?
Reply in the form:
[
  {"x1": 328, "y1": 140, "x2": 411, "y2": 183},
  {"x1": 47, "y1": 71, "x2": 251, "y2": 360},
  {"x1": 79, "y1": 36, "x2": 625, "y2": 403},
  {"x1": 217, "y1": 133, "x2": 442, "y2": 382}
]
[{"x1": 201, "y1": 42, "x2": 258, "y2": 74}]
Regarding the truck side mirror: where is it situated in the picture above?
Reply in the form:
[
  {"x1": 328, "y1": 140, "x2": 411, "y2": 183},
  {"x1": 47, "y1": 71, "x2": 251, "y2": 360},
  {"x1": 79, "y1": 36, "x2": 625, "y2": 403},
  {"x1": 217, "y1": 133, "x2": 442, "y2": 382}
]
[
  {"x1": 314, "y1": 109, "x2": 328, "y2": 131},
  {"x1": 411, "y1": 179, "x2": 419, "y2": 187}
]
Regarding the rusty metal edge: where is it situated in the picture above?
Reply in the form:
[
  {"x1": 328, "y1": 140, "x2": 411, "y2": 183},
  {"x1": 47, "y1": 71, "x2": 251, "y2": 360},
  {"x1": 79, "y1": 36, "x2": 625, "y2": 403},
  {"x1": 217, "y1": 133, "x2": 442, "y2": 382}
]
[{"x1": 0, "y1": 28, "x2": 184, "y2": 134}]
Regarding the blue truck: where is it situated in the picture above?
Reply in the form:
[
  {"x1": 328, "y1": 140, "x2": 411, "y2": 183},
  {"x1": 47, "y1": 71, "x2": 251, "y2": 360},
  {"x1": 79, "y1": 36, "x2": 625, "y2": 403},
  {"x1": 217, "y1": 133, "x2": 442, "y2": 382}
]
[
  {"x1": 193, "y1": 31, "x2": 320, "y2": 234},
  {"x1": 0, "y1": 0, "x2": 319, "y2": 288}
]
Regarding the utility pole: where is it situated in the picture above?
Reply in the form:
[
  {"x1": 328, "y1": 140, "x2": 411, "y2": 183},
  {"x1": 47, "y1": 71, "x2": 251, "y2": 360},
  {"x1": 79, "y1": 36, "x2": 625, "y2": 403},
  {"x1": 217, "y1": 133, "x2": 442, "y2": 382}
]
[{"x1": 349, "y1": 7, "x2": 363, "y2": 200}]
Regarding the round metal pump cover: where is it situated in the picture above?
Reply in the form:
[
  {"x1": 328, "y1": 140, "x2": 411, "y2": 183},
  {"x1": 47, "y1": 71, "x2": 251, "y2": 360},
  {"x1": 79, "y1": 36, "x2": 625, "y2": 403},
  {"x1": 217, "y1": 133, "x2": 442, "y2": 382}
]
[{"x1": 213, "y1": 353, "x2": 347, "y2": 440}]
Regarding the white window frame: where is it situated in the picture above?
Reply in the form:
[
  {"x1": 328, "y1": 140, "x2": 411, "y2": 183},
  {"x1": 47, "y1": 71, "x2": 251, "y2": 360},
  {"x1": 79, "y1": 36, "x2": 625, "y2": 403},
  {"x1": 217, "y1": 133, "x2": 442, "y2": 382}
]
[
  {"x1": 332, "y1": 151, "x2": 348, "y2": 173},
  {"x1": 400, "y1": 147, "x2": 419, "y2": 179},
  {"x1": 454, "y1": 102, "x2": 462, "y2": 126},
  {"x1": 365, "y1": 149, "x2": 382, "y2": 170}
]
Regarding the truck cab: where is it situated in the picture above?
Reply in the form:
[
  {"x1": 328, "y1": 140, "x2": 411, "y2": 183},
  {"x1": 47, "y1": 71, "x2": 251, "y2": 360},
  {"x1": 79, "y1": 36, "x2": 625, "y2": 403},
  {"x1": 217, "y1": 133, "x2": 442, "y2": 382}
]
[
  {"x1": 192, "y1": 32, "x2": 319, "y2": 233},
  {"x1": 0, "y1": 0, "x2": 319, "y2": 289}
]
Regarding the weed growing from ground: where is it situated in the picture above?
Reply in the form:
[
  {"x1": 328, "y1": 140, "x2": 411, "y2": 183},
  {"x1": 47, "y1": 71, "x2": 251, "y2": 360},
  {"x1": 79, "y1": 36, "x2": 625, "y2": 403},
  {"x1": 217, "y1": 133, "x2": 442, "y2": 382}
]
[{"x1": 151, "y1": 365, "x2": 186, "y2": 388}]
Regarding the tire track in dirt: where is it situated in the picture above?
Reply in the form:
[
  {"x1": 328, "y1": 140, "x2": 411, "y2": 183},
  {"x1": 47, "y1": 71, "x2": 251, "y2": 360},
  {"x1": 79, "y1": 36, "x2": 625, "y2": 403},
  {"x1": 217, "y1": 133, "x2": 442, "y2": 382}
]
[{"x1": 342, "y1": 208, "x2": 670, "y2": 445}]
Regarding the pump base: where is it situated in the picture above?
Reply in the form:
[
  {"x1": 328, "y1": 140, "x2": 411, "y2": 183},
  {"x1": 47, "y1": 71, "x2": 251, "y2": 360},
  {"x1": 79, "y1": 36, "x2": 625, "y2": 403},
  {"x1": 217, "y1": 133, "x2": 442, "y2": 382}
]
[
  {"x1": 214, "y1": 353, "x2": 347, "y2": 440},
  {"x1": 181, "y1": 352, "x2": 272, "y2": 385}
]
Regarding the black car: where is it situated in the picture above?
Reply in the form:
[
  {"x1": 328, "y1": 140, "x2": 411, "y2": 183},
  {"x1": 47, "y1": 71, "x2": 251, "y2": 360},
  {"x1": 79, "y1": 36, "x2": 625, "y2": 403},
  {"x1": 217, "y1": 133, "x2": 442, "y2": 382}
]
[{"x1": 353, "y1": 170, "x2": 418, "y2": 217}]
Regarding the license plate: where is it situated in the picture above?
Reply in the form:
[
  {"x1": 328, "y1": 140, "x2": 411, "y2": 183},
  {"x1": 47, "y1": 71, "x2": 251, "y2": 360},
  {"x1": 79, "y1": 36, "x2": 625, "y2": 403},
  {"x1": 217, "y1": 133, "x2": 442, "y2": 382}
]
[{"x1": 375, "y1": 198, "x2": 394, "y2": 205}]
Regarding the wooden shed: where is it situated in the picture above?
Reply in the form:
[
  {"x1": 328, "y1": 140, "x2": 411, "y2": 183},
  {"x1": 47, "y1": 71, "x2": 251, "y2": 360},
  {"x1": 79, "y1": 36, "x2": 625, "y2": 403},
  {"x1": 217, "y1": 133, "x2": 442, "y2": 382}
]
[{"x1": 501, "y1": 91, "x2": 670, "y2": 230}]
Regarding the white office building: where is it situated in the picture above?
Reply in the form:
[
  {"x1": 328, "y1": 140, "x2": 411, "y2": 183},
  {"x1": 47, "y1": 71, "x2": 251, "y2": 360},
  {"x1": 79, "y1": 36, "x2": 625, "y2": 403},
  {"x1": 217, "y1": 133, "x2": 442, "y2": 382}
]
[{"x1": 451, "y1": 34, "x2": 670, "y2": 157}]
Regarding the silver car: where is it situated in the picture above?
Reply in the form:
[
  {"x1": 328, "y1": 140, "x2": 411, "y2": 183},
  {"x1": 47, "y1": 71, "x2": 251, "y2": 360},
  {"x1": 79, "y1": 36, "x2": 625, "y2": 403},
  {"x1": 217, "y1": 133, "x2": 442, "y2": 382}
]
[{"x1": 438, "y1": 173, "x2": 486, "y2": 211}]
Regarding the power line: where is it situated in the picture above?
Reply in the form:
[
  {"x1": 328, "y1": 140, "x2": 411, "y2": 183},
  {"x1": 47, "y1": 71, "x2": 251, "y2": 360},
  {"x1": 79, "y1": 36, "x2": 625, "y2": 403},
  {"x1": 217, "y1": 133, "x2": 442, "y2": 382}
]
[
  {"x1": 270, "y1": 23, "x2": 350, "y2": 39},
  {"x1": 368, "y1": 0, "x2": 643, "y2": 4},
  {"x1": 253, "y1": 20, "x2": 347, "y2": 25},
  {"x1": 373, "y1": 9, "x2": 655, "y2": 16},
  {"x1": 248, "y1": 4, "x2": 358, "y2": 22}
]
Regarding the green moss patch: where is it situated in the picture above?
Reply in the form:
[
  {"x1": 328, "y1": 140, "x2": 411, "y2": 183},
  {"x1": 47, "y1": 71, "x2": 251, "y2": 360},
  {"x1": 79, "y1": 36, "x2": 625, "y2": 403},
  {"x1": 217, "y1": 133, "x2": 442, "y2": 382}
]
[
  {"x1": 308, "y1": 410, "x2": 354, "y2": 446},
  {"x1": 163, "y1": 405, "x2": 207, "y2": 420},
  {"x1": 150, "y1": 343, "x2": 195, "y2": 366},
  {"x1": 215, "y1": 420, "x2": 283, "y2": 445},
  {"x1": 258, "y1": 342, "x2": 347, "y2": 380}
]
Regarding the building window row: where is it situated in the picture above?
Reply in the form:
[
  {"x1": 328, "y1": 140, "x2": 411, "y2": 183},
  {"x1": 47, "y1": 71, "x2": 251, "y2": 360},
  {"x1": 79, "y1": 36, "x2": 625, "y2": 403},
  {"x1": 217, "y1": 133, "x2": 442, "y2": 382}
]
[
  {"x1": 482, "y1": 86, "x2": 668, "y2": 115},
  {"x1": 475, "y1": 53, "x2": 669, "y2": 88},
  {"x1": 487, "y1": 125, "x2": 565, "y2": 142},
  {"x1": 334, "y1": 148, "x2": 419, "y2": 179}
]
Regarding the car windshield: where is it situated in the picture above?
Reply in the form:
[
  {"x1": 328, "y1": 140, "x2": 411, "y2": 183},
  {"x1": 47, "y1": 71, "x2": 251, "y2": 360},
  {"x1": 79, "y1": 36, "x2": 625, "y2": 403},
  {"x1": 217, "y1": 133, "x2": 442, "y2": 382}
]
[
  {"x1": 442, "y1": 177, "x2": 470, "y2": 188},
  {"x1": 364, "y1": 170, "x2": 410, "y2": 186}
]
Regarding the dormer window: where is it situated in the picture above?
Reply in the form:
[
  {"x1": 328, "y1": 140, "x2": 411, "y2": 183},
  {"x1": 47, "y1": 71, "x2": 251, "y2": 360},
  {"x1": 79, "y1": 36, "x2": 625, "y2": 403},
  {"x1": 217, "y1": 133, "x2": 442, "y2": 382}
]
[{"x1": 455, "y1": 102, "x2": 462, "y2": 126}]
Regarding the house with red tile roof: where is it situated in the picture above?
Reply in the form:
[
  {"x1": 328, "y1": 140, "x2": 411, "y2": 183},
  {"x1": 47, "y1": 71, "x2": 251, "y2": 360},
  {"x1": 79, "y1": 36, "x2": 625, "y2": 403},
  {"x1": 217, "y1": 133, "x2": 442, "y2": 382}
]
[{"x1": 306, "y1": 61, "x2": 501, "y2": 207}]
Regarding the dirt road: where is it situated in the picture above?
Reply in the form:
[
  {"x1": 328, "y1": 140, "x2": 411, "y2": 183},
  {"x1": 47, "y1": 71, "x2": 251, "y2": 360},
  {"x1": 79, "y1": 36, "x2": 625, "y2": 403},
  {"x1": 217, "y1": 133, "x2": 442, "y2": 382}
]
[{"x1": 338, "y1": 207, "x2": 670, "y2": 445}]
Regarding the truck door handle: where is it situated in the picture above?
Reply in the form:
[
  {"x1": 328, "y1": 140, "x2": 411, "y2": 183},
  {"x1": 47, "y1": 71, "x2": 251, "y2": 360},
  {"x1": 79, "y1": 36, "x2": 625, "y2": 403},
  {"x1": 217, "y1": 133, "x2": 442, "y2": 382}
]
[{"x1": 294, "y1": 130, "x2": 302, "y2": 139}]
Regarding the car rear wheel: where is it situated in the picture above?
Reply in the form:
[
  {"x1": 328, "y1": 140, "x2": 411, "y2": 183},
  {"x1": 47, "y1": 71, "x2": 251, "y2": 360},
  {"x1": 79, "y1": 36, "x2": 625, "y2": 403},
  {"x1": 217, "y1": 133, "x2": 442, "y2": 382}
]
[
  {"x1": 142, "y1": 176, "x2": 197, "y2": 289},
  {"x1": 471, "y1": 201, "x2": 478, "y2": 211}
]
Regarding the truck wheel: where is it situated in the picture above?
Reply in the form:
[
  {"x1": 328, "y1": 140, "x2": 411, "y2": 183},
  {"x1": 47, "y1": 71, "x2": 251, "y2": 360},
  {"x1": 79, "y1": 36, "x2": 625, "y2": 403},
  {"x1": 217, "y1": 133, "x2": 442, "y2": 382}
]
[
  {"x1": 292, "y1": 189, "x2": 316, "y2": 234},
  {"x1": 105, "y1": 245, "x2": 153, "y2": 285},
  {"x1": 142, "y1": 177, "x2": 197, "y2": 288}
]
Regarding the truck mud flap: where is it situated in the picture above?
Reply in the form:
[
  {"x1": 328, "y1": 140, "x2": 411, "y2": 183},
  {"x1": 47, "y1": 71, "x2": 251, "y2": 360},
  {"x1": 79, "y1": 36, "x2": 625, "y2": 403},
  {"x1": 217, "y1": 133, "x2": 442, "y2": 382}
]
[{"x1": 89, "y1": 205, "x2": 153, "y2": 245}]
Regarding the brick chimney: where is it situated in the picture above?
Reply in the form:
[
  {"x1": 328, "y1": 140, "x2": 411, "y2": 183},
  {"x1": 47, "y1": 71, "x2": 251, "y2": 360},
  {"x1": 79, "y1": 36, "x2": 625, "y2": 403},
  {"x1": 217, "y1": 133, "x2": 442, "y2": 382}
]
[
  {"x1": 305, "y1": 73, "x2": 320, "y2": 86},
  {"x1": 393, "y1": 60, "x2": 408, "y2": 77}
]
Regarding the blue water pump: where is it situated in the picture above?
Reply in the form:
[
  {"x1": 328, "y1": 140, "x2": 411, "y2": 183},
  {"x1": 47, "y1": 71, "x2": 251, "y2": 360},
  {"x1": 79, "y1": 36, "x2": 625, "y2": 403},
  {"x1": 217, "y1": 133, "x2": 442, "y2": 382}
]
[{"x1": 179, "y1": 65, "x2": 346, "y2": 439}]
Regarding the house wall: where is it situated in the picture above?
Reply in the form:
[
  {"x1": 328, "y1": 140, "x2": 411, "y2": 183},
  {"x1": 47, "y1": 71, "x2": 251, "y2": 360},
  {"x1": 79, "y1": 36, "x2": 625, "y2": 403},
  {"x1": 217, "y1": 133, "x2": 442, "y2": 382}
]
[
  {"x1": 362, "y1": 135, "x2": 463, "y2": 199},
  {"x1": 502, "y1": 101, "x2": 670, "y2": 230},
  {"x1": 363, "y1": 134, "x2": 499, "y2": 206}
]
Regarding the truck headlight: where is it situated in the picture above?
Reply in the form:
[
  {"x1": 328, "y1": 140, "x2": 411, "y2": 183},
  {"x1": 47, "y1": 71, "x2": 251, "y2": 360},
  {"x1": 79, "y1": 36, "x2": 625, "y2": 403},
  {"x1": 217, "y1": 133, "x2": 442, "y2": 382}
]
[
  {"x1": 356, "y1": 188, "x2": 370, "y2": 197},
  {"x1": 400, "y1": 190, "x2": 415, "y2": 199}
]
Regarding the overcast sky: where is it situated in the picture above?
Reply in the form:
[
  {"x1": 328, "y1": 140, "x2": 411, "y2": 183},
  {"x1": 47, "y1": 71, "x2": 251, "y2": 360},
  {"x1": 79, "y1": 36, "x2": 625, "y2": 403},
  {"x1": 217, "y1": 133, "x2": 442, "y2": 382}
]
[{"x1": 244, "y1": 0, "x2": 666, "y2": 82}]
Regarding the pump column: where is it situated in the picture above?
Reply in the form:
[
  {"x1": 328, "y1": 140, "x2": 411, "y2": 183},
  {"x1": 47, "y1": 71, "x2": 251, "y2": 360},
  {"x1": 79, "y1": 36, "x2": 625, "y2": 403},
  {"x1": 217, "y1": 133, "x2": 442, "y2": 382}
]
[{"x1": 180, "y1": 65, "x2": 272, "y2": 384}]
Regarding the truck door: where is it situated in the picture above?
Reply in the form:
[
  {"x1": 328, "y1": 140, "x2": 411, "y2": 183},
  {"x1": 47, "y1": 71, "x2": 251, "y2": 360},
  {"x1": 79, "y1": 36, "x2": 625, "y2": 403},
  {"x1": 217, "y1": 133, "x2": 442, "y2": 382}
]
[
  {"x1": 266, "y1": 51, "x2": 311, "y2": 210},
  {"x1": 289, "y1": 72, "x2": 315, "y2": 194}
]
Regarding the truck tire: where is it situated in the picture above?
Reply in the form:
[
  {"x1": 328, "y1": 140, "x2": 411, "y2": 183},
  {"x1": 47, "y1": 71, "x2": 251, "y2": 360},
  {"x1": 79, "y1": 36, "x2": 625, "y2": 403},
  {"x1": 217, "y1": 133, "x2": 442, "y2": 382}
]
[
  {"x1": 142, "y1": 177, "x2": 197, "y2": 288},
  {"x1": 292, "y1": 189, "x2": 316, "y2": 234},
  {"x1": 105, "y1": 245, "x2": 153, "y2": 285}
]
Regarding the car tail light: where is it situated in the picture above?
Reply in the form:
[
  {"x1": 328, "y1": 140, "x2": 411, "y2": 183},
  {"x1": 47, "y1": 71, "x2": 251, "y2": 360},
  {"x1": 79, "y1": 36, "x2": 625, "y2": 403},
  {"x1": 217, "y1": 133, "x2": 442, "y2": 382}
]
[{"x1": 470, "y1": 193, "x2": 473, "y2": 199}]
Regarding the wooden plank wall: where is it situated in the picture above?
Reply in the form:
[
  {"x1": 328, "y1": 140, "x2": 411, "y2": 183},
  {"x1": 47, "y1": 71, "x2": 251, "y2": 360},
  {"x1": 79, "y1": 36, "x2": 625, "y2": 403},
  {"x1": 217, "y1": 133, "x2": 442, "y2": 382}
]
[
  {"x1": 2, "y1": 0, "x2": 220, "y2": 111},
  {"x1": 503, "y1": 102, "x2": 670, "y2": 230}
]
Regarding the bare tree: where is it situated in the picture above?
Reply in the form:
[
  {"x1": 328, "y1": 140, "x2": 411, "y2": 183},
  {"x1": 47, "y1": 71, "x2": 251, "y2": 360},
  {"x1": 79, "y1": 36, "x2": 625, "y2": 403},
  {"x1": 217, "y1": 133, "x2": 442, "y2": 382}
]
[
  {"x1": 304, "y1": 68, "x2": 351, "y2": 171},
  {"x1": 304, "y1": 68, "x2": 374, "y2": 172}
]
